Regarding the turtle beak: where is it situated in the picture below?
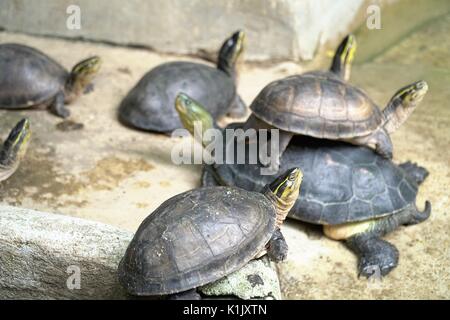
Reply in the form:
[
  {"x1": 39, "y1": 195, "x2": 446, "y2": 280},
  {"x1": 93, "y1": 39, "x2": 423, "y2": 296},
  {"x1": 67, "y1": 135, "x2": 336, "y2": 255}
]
[
  {"x1": 175, "y1": 93, "x2": 190, "y2": 116},
  {"x1": 398, "y1": 80, "x2": 429, "y2": 103},
  {"x1": 232, "y1": 30, "x2": 245, "y2": 58},
  {"x1": 413, "y1": 80, "x2": 428, "y2": 95}
]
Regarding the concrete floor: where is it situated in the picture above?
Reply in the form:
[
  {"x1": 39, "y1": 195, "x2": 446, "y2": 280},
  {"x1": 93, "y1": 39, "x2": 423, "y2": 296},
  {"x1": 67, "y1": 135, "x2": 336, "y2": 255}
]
[{"x1": 0, "y1": 10, "x2": 449, "y2": 299}]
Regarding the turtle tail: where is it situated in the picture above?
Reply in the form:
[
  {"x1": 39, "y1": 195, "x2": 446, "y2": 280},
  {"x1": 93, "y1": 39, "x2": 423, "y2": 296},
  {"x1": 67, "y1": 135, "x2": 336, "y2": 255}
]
[{"x1": 405, "y1": 201, "x2": 431, "y2": 226}]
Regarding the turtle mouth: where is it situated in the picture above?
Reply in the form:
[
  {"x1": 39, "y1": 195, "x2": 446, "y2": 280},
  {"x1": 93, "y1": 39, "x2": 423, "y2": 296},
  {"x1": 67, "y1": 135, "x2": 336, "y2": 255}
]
[
  {"x1": 411, "y1": 80, "x2": 429, "y2": 100},
  {"x1": 175, "y1": 93, "x2": 190, "y2": 116},
  {"x1": 415, "y1": 80, "x2": 428, "y2": 92},
  {"x1": 232, "y1": 30, "x2": 245, "y2": 57}
]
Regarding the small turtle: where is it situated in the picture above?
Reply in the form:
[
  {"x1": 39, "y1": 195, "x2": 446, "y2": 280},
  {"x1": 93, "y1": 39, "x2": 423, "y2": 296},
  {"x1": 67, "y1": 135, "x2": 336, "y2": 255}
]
[
  {"x1": 117, "y1": 168, "x2": 302, "y2": 299},
  {"x1": 118, "y1": 30, "x2": 246, "y2": 133},
  {"x1": 244, "y1": 35, "x2": 428, "y2": 171},
  {"x1": 0, "y1": 118, "x2": 31, "y2": 181},
  {"x1": 176, "y1": 96, "x2": 431, "y2": 277},
  {"x1": 0, "y1": 43, "x2": 101, "y2": 118}
]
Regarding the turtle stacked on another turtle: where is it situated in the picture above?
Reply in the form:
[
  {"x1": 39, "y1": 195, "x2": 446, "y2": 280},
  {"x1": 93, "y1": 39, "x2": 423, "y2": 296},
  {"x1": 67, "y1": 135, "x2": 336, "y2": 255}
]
[
  {"x1": 175, "y1": 93, "x2": 431, "y2": 278},
  {"x1": 118, "y1": 30, "x2": 247, "y2": 134},
  {"x1": 244, "y1": 35, "x2": 428, "y2": 172}
]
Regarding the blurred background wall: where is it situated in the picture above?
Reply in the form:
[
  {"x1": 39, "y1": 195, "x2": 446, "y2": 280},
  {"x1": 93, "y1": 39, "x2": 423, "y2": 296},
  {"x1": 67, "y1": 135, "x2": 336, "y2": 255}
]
[{"x1": 0, "y1": 0, "x2": 381, "y2": 61}]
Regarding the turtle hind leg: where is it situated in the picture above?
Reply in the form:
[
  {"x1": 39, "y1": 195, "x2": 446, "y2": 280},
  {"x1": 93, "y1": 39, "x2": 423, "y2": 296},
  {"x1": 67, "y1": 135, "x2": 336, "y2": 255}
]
[
  {"x1": 266, "y1": 228, "x2": 288, "y2": 262},
  {"x1": 227, "y1": 95, "x2": 247, "y2": 118},
  {"x1": 399, "y1": 161, "x2": 429, "y2": 185},
  {"x1": 168, "y1": 288, "x2": 202, "y2": 300},
  {"x1": 344, "y1": 201, "x2": 430, "y2": 277},
  {"x1": 348, "y1": 127, "x2": 393, "y2": 159},
  {"x1": 346, "y1": 233, "x2": 399, "y2": 278},
  {"x1": 49, "y1": 91, "x2": 70, "y2": 118}
]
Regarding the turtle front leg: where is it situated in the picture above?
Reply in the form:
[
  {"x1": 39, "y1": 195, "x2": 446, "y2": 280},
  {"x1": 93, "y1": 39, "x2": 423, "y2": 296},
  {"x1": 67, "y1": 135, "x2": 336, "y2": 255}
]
[
  {"x1": 168, "y1": 288, "x2": 202, "y2": 300},
  {"x1": 49, "y1": 91, "x2": 70, "y2": 118},
  {"x1": 201, "y1": 165, "x2": 221, "y2": 187},
  {"x1": 346, "y1": 233, "x2": 399, "y2": 278},
  {"x1": 266, "y1": 228, "x2": 288, "y2": 262},
  {"x1": 227, "y1": 95, "x2": 247, "y2": 118},
  {"x1": 349, "y1": 127, "x2": 393, "y2": 159}
]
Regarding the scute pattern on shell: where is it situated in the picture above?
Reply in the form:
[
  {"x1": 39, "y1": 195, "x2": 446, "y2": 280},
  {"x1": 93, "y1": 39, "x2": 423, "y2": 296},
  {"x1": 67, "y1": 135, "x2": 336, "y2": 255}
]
[
  {"x1": 0, "y1": 44, "x2": 67, "y2": 108},
  {"x1": 209, "y1": 128, "x2": 418, "y2": 225},
  {"x1": 250, "y1": 74, "x2": 384, "y2": 139},
  {"x1": 118, "y1": 61, "x2": 236, "y2": 133},
  {"x1": 118, "y1": 187, "x2": 276, "y2": 295}
]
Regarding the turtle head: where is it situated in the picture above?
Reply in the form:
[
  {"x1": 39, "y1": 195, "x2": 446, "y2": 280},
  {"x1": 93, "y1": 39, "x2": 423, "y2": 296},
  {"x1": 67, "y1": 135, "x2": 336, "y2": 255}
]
[
  {"x1": 391, "y1": 80, "x2": 428, "y2": 107},
  {"x1": 175, "y1": 93, "x2": 214, "y2": 146},
  {"x1": 217, "y1": 30, "x2": 245, "y2": 78},
  {"x1": 383, "y1": 80, "x2": 429, "y2": 134},
  {"x1": 68, "y1": 56, "x2": 102, "y2": 95},
  {"x1": 264, "y1": 168, "x2": 303, "y2": 226},
  {"x1": 0, "y1": 119, "x2": 31, "y2": 180},
  {"x1": 330, "y1": 34, "x2": 356, "y2": 81}
]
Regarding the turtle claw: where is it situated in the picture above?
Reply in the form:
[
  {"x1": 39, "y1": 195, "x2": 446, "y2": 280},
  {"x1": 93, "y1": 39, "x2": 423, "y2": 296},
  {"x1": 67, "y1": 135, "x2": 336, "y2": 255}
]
[
  {"x1": 358, "y1": 256, "x2": 397, "y2": 279},
  {"x1": 83, "y1": 83, "x2": 95, "y2": 94},
  {"x1": 357, "y1": 242, "x2": 399, "y2": 278}
]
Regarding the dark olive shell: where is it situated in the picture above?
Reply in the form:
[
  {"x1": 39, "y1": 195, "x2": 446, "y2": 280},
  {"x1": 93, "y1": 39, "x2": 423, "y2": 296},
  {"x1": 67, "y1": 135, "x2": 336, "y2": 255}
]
[
  {"x1": 118, "y1": 61, "x2": 236, "y2": 133},
  {"x1": 249, "y1": 73, "x2": 384, "y2": 139},
  {"x1": 0, "y1": 43, "x2": 67, "y2": 108},
  {"x1": 204, "y1": 125, "x2": 418, "y2": 225},
  {"x1": 118, "y1": 186, "x2": 276, "y2": 296}
]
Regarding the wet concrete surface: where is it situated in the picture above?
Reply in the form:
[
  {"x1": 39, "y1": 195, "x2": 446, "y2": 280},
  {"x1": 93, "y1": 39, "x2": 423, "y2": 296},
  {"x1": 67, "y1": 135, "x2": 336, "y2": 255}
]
[{"x1": 0, "y1": 6, "x2": 449, "y2": 299}]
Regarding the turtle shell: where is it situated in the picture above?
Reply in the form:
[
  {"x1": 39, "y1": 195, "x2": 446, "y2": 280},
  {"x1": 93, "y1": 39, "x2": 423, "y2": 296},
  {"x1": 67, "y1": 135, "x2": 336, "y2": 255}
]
[
  {"x1": 249, "y1": 73, "x2": 384, "y2": 139},
  {"x1": 0, "y1": 43, "x2": 68, "y2": 109},
  {"x1": 118, "y1": 186, "x2": 276, "y2": 296},
  {"x1": 118, "y1": 61, "x2": 236, "y2": 133},
  {"x1": 205, "y1": 125, "x2": 418, "y2": 225}
]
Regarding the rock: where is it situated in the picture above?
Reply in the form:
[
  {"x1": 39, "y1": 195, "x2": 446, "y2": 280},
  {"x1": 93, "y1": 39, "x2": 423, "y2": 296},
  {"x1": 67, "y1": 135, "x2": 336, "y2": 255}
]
[
  {"x1": 200, "y1": 257, "x2": 282, "y2": 300},
  {"x1": 0, "y1": 205, "x2": 132, "y2": 299},
  {"x1": 0, "y1": 205, "x2": 282, "y2": 299},
  {"x1": 0, "y1": 0, "x2": 366, "y2": 61}
]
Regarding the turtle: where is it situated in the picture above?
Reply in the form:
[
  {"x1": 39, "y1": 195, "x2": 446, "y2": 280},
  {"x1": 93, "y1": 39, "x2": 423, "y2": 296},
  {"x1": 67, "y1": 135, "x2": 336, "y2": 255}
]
[
  {"x1": 244, "y1": 34, "x2": 428, "y2": 172},
  {"x1": 118, "y1": 30, "x2": 247, "y2": 133},
  {"x1": 0, "y1": 43, "x2": 102, "y2": 118},
  {"x1": 117, "y1": 168, "x2": 302, "y2": 299},
  {"x1": 175, "y1": 94, "x2": 432, "y2": 278},
  {"x1": 0, "y1": 118, "x2": 31, "y2": 182}
]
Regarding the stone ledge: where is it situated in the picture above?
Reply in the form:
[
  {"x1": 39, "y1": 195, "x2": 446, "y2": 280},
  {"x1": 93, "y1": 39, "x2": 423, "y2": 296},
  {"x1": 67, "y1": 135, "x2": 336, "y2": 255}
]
[{"x1": 0, "y1": 205, "x2": 281, "y2": 299}]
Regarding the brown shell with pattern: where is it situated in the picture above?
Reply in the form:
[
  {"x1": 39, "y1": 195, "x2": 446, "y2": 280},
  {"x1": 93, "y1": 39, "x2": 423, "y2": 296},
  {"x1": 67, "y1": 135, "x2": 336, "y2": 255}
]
[
  {"x1": 117, "y1": 187, "x2": 276, "y2": 296},
  {"x1": 250, "y1": 72, "x2": 384, "y2": 139}
]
